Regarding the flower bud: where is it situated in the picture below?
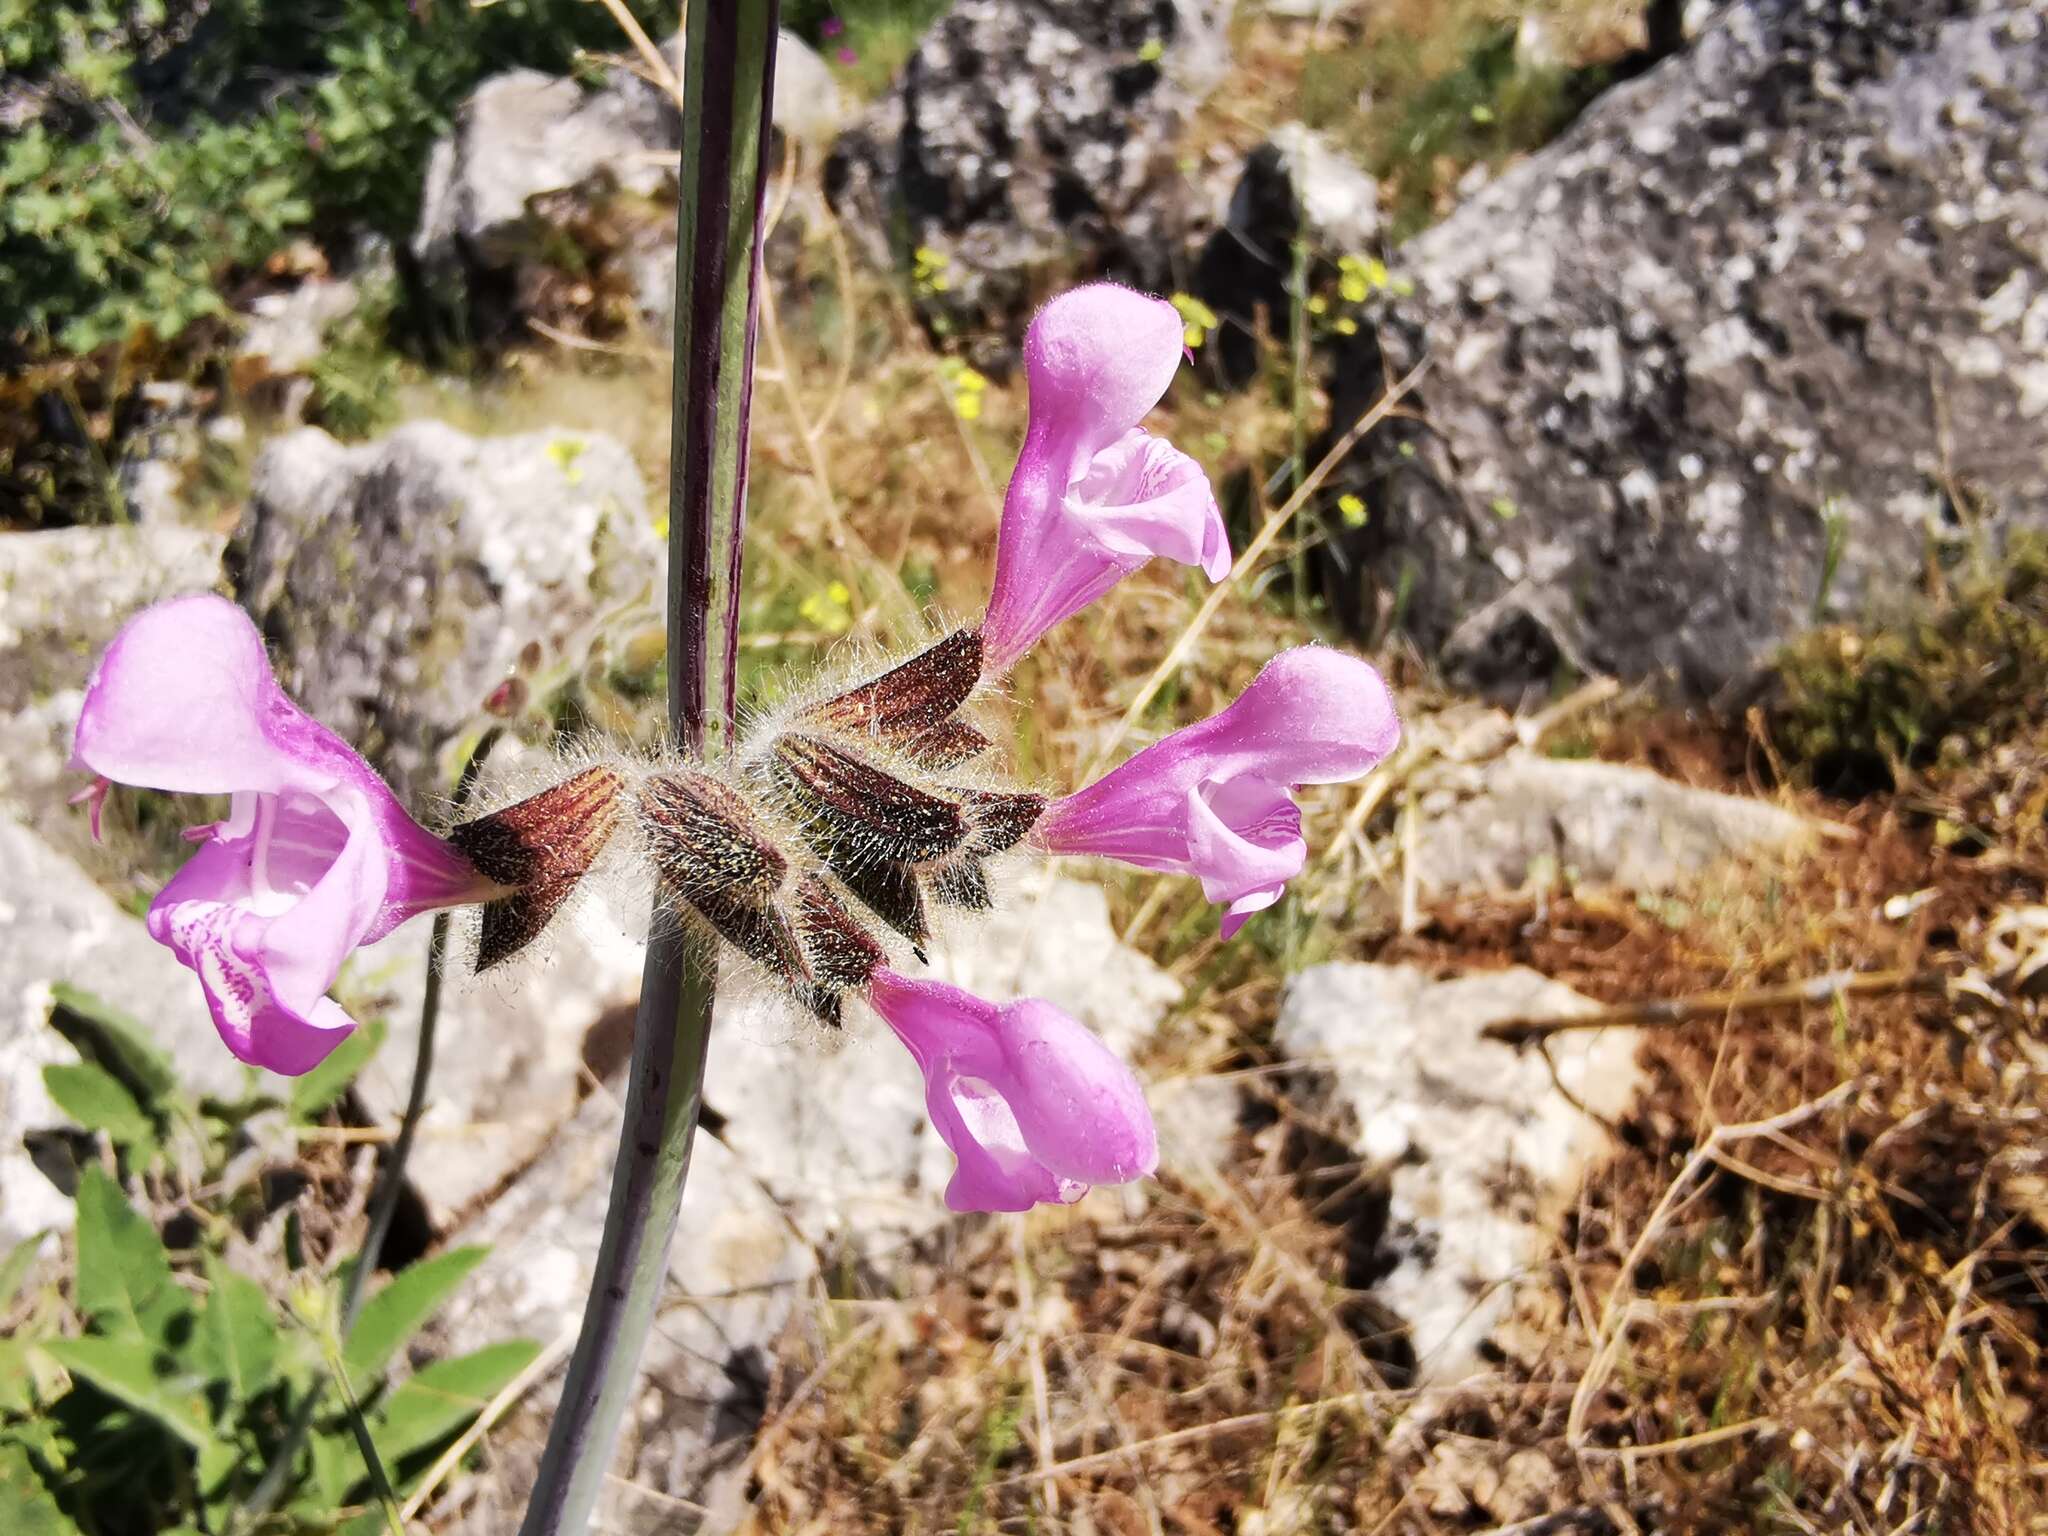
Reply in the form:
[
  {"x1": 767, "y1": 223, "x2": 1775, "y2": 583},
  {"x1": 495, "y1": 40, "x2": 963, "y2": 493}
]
[
  {"x1": 450, "y1": 765, "x2": 628, "y2": 970},
  {"x1": 802, "y1": 628, "x2": 990, "y2": 768}
]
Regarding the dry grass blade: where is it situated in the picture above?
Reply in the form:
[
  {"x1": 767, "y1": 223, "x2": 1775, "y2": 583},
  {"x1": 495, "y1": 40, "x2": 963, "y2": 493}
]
[
  {"x1": 401, "y1": 1326, "x2": 580, "y2": 1524},
  {"x1": 1083, "y1": 354, "x2": 1430, "y2": 779},
  {"x1": 1568, "y1": 1078, "x2": 1864, "y2": 1445}
]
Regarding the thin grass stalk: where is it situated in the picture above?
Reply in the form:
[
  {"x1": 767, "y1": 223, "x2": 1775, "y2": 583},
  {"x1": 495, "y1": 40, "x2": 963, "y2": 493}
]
[{"x1": 516, "y1": 7, "x2": 779, "y2": 1534}]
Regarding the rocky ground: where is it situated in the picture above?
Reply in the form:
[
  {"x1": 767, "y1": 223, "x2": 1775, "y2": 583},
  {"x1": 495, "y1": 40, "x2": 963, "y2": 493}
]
[{"x1": 5, "y1": 1, "x2": 2048, "y2": 1532}]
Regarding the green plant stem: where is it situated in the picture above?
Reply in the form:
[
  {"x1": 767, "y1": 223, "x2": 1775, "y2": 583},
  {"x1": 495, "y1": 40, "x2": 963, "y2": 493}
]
[
  {"x1": 515, "y1": 6, "x2": 778, "y2": 1534},
  {"x1": 233, "y1": 731, "x2": 501, "y2": 1531}
]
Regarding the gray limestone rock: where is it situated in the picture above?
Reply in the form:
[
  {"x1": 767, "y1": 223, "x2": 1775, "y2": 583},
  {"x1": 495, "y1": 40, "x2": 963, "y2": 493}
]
[
  {"x1": 412, "y1": 67, "x2": 678, "y2": 275},
  {"x1": 825, "y1": 0, "x2": 1230, "y2": 356},
  {"x1": 438, "y1": 1091, "x2": 816, "y2": 1533},
  {"x1": 236, "y1": 421, "x2": 660, "y2": 811},
  {"x1": 1274, "y1": 962, "x2": 1641, "y2": 1382},
  {"x1": 411, "y1": 30, "x2": 842, "y2": 332},
  {"x1": 0, "y1": 523, "x2": 226, "y2": 868},
  {"x1": 1412, "y1": 751, "x2": 1814, "y2": 897},
  {"x1": 1319, "y1": 0, "x2": 2048, "y2": 697},
  {"x1": 342, "y1": 898, "x2": 647, "y2": 1231}
]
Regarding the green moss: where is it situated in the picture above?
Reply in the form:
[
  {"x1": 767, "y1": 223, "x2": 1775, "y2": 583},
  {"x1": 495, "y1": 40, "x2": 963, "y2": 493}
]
[{"x1": 1769, "y1": 535, "x2": 2048, "y2": 793}]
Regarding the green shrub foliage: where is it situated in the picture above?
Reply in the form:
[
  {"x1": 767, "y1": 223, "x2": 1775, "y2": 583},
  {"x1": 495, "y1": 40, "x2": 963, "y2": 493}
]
[{"x1": 0, "y1": 0, "x2": 669, "y2": 361}]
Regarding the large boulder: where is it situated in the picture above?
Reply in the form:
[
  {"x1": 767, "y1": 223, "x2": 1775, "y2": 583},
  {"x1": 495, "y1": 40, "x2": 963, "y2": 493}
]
[
  {"x1": 825, "y1": 0, "x2": 1230, "y2": 356},
  {"x1": 236, "y1": 421, "x2": 661, "y2": 811},
  {"x1": 1320, "y1": 0, "x2": 2048, "y2": 697}
]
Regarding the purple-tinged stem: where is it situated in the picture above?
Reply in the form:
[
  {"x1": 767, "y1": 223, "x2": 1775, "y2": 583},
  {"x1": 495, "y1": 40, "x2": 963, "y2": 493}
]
[{"x1": 516, "y1": 6, "x2": 779, "y2": 1534}]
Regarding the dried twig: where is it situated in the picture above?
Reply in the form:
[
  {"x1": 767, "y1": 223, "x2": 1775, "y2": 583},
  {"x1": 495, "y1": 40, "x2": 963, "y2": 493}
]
[{"x1": 1483, "y1": 970, "x2": 1947, "y2": 1047}]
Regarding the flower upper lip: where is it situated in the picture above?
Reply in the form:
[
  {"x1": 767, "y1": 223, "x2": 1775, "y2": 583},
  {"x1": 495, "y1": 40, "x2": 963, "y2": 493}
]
[{"x1": 979, "y1": 283, "x2": 1232, "y2": 674}]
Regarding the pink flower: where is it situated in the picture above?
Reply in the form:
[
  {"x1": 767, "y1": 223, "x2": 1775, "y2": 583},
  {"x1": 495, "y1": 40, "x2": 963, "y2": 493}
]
[
  {"x1": 72, "y1": 595, "x2": 498, "y2": 1075},
  {"x1": 836, "y1": 45, "x2": 858, "y2": 64},
  {"x1": 866, "y1": 968, "x2": 1157, "y2": 1212},
  {"x1": 1035, "y1": 647, "x2": 1400, "y2": 938},
  {"x1": 980, "y1": 284, "x2": 1230, "y2": 674},
  {"x1": 821, "y1": 15, "x2": 844, "y2": 36}
]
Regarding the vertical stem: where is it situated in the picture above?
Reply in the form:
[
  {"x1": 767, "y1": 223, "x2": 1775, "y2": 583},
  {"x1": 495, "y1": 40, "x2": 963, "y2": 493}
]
[
  {"x1": 1288, "y1": 236, "x2": 1310, "y2": 619},
  {"x1": 517, "y1": 7, "x2": 778, "y2": 1535}
]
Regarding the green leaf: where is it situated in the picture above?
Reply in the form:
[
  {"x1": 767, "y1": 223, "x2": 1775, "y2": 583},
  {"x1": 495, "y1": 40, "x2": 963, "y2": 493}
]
[
  {"x1": 42, "y1": 1337, "x2": 214, "y2": 1451},
  {"x1": 71, "y1": 1167, "x2": 181, "y2": 1341},
  {"x1": 195, "y1": 1257, "x2": 279, "y2": 1403},
  {"x1": 0, "y1": 1342, "x2": 36, "y2": 1415},
  {"x1": 42, "y1": 1062, "x2": 157, "y2": 1153},
  {"x1": 46, "y1": 987, "x2": 179, "y2": 1111},
  {"x1": 343, "y1": 1247, "x2": 488, "y2": 1382},
  {"x1": 289, "y1": 1016, "x2": 384, "y2": 1120},
  {"x1": 370, "y1": 1339, "x2": 538, "y2": 1465},
  {"x1": 0, "y1": 1440, "x2": 79, "y2": 1536},
  {"x1": 0, "y1": 1230, "x2": 47, "y2": 1314}
]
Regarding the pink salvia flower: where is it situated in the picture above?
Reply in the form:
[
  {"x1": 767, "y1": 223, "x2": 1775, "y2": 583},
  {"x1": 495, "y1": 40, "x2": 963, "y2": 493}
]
[
  {"x1": 72, "y1": 594, "x2": 499, "y2": 1075},
  {"x1": 1035, "y1": 647, "x2": 1400, "y2": 938},
  {"x1": 866, "y1": 968, "x2": 1158, "y2": 1212},
  {"x1": 980, "y1": 284, "x2": 1231, "y2": 674}
]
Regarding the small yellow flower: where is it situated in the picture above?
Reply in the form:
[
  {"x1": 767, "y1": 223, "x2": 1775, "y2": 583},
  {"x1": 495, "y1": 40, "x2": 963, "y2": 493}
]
[
  {"x1": 1337, "y1": 493, "x2": 1368, "y2": 528},
  {"x1": 1333, "y1": 316, "x2": 1358, "y2": 336},
  {"x1": 1137, "y1": 37, "x2": 1165, "y2": 63},
  {"x1": 1170, "y1": 292, "x2": 1219, "y2": 349},
  {"x1": 799, "y1": 580, "x2": 855, "y2": 635},
  {"x1": 546, "y1": 437, "x2": 588, "y2": 485}
]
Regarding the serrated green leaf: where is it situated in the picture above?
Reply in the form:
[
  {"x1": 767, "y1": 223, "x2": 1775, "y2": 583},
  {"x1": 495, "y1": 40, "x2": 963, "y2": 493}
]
[
  {"x1": 370, "y1": 1339, "x2": 538, "y2": 1465},
  {"x1": 42, "y1": 1062, "x2": 156, "y2": 1152},
  {"x1": 0, "y1": 1230, "x2": 46, "y2": 1314},
  {"x1": 42, "y1": 1337, "x2": 214, "y2": 1451},
  {"x1": 342, "y1": 1247, "x2": 488, "y2": 1382},
  {"x1": 46, "y1": 986, "x2": 178, "y2": 1110},
  {"x1": 0, "y1": 1440, "x2": 79, "y2": 1536},
  {"x1": 72, "y1": 1167, "x2": 181, "y2": 1341},
  {"x1": 289, "y1": 1016, "x2": 384, "y2": 1120},
  {"x1": 196, "y1": 1257, "x2": 279, "y2": 1403}
]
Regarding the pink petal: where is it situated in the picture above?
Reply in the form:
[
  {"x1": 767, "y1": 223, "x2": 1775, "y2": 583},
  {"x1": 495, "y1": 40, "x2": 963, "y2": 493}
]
[
  {"x1": 867, "y1": 970, "x2": 1156, "y2": 1213},
  {"x1": 1037, "y1": 647, "x2": 1399, "y2": 935},
  {"x1": 1023, "y1": 285, "x2": 1187, "y2": 466},
  {"x1": 145, "y1": 825, "x2": 378, "y2": 1075},
  {"x1": 1183, "y1": 778, "x2": 1306, "y2": 908},
  {"x1": 1072, "y1": 431, "x2": 1231, "y2": 579},
  {"x1": 981, "y1": 285, "x2": 1227, "y2": 672},
  {"x1": 74, "y1": 593, "x2": 312, "y2": 797}
]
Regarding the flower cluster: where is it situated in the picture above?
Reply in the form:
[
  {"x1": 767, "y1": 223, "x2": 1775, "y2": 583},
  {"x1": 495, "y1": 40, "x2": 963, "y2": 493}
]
[{"x1": 72, "y1": 284, "x2": 1399, "y2": 1212}]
